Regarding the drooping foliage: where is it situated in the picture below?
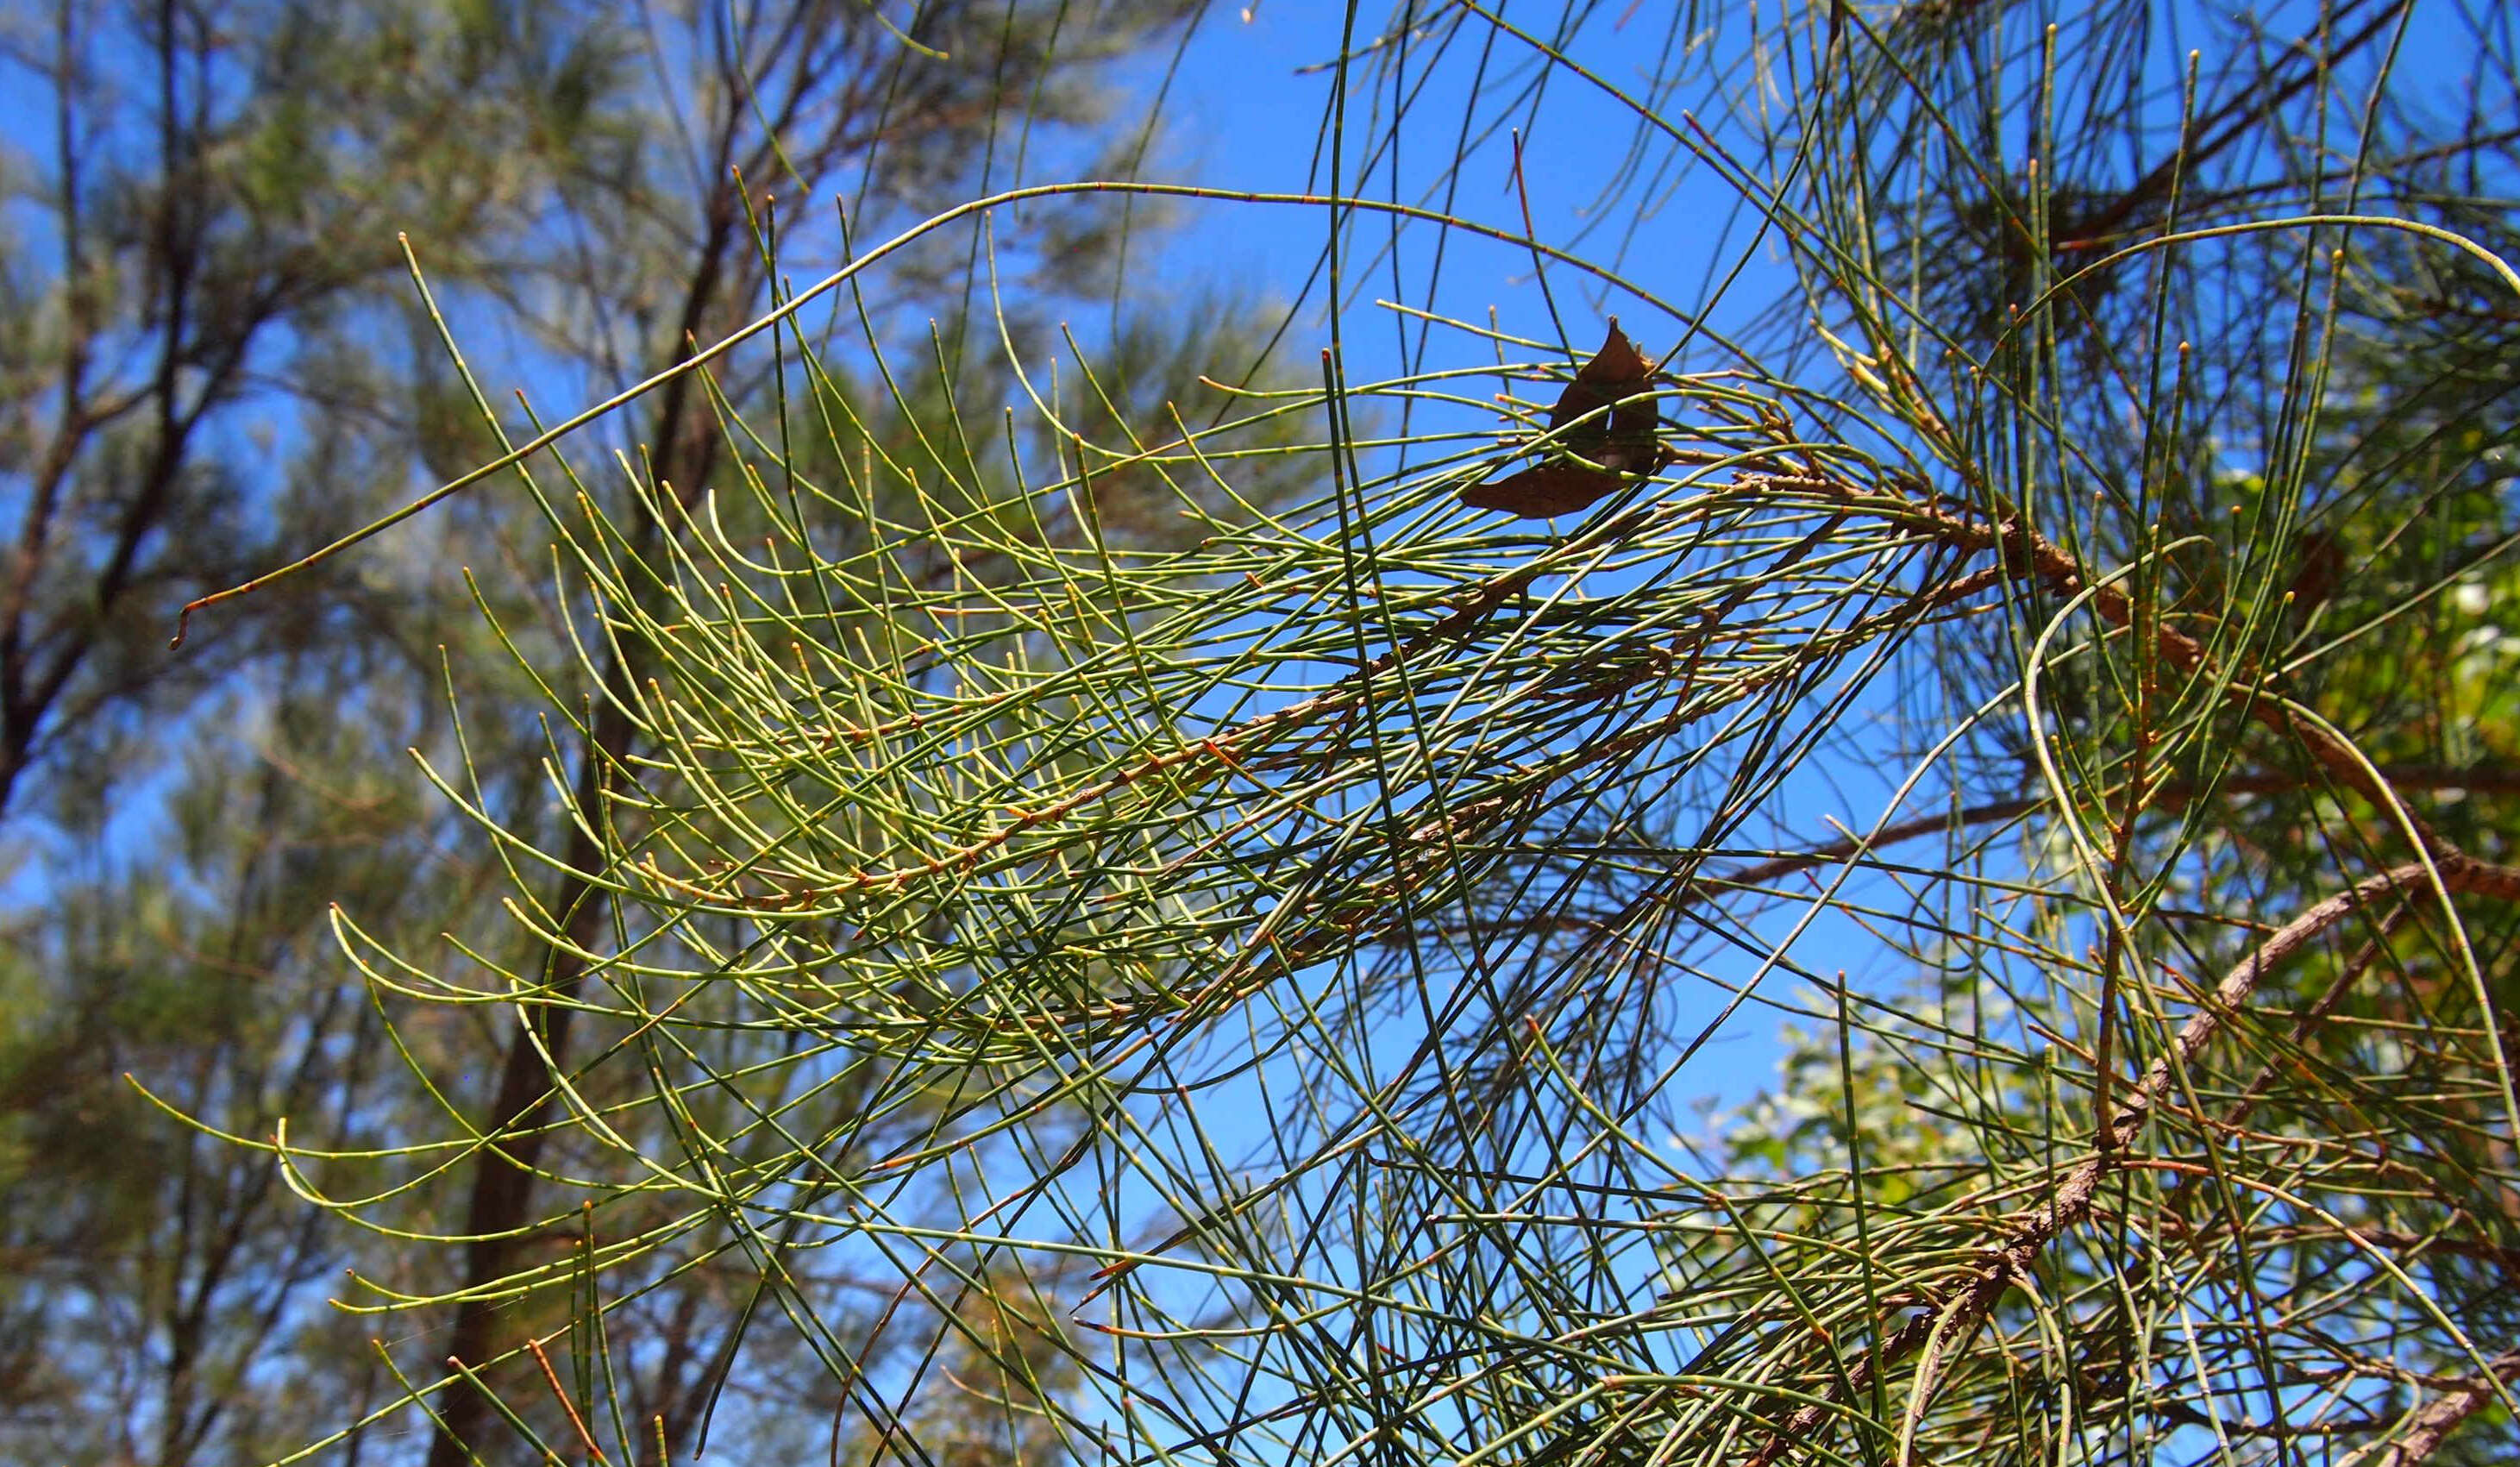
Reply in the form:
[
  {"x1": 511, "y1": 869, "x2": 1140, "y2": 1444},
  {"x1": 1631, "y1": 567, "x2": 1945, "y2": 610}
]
[{"x1": 31, "y1": 0, "x2": 2520, "y2": 1464}]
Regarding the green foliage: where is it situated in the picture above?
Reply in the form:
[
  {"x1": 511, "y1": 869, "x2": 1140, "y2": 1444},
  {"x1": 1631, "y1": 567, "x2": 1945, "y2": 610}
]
[
  {"x1": 16, "y1": 1, "x2": 2520, "y2": 1466},
  {"x1": 1, "y1": 0, "x2": 1280, "y2": 1464}
]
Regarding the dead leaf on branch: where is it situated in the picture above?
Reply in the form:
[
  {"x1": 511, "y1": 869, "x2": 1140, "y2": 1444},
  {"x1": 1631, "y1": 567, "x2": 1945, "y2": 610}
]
[
  {"x1": 1461, "y1": 320, "x2": 1671, "y2": 518},
  {"x1": 1459, "y1": 461, "x2": 1627, "y2": 518}
]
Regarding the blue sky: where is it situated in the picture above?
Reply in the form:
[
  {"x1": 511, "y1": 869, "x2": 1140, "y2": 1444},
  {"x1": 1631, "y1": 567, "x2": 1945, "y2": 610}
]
[{"x1": 15, "y1": 0, "x2": 2509, "y2": 1457}]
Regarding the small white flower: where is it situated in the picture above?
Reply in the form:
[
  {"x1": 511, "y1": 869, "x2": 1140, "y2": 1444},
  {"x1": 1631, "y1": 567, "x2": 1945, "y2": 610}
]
[{"x1": 2452, "y1": 581, "x2": 2492, "y2": 618}]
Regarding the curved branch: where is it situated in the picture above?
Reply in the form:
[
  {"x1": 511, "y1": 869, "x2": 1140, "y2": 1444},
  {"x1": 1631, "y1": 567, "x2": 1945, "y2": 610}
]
[
  {"x1": 2360, "y1": 1351, "x2": 2520, "y2": 1467},
  {"x1": 1745, "y1": 856, "x2": 2520, "y2": 1467}
]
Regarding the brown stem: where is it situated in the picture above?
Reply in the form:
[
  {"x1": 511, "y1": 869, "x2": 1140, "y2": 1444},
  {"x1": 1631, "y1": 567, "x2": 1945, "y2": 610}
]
[
  {"x1": 2361, "y1": 1351, "x2": 2520, "y2": 1467},
  {"x1": 423, "y1": 191, "x2": 739, "y2": 1467},
  {"x1": 1819, "y1": 474, "x2": 2463, "y2": 860},
  {"x1": 1742, "y1": 857, "x2": 2520, "y2": 1467}
]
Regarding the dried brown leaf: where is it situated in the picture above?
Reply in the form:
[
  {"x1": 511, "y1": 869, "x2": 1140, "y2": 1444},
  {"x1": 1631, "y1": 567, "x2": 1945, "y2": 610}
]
[{"x1": 1464, "y1": 319, "x2": 1668, "y2": 517}]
